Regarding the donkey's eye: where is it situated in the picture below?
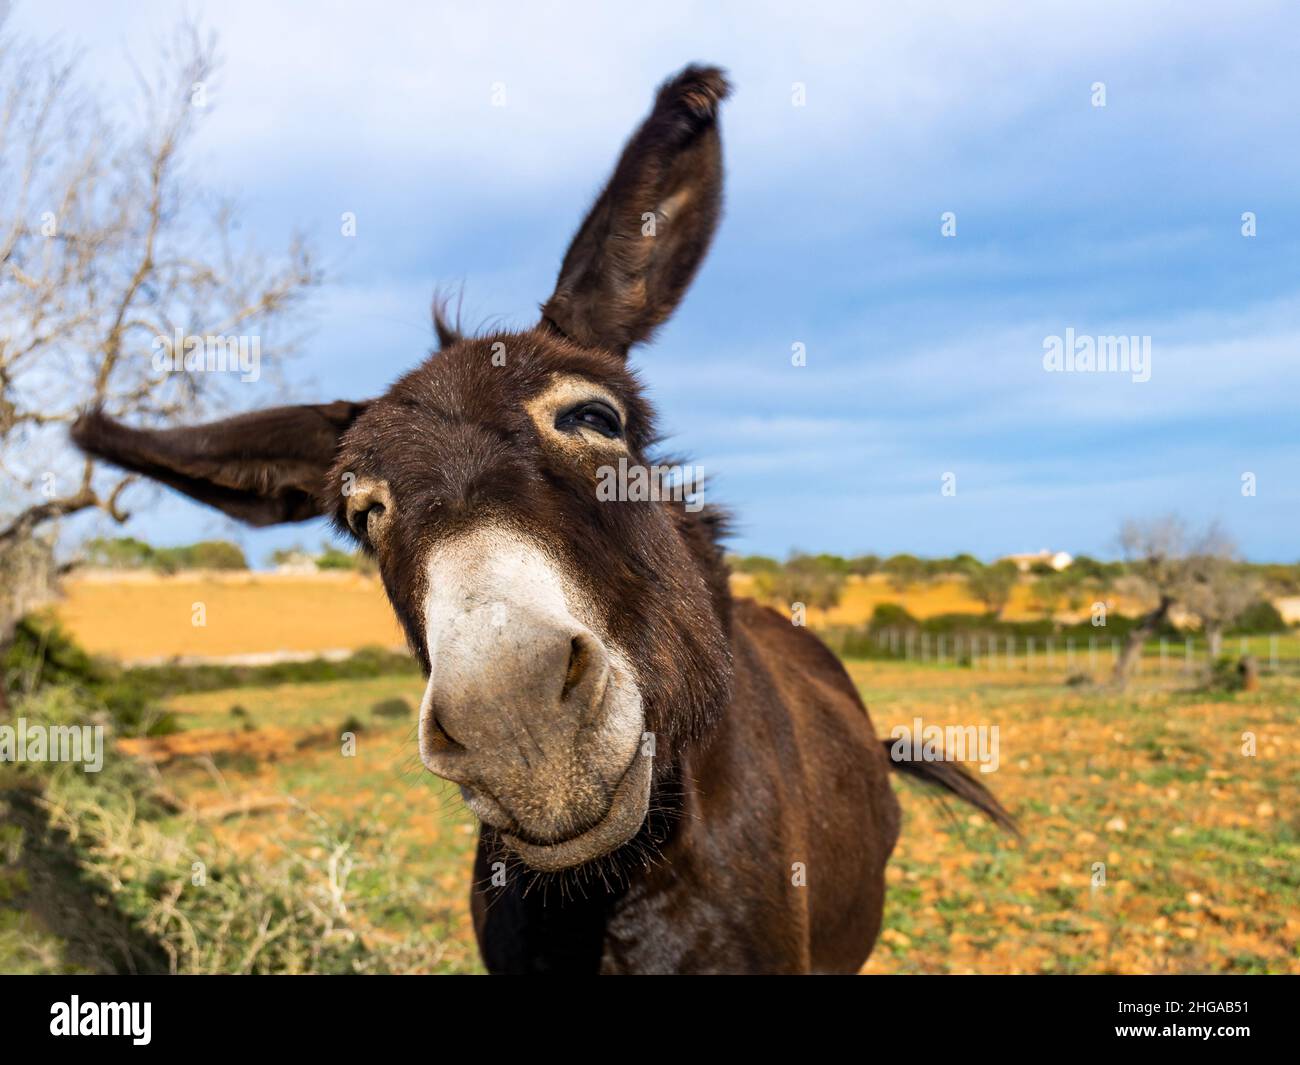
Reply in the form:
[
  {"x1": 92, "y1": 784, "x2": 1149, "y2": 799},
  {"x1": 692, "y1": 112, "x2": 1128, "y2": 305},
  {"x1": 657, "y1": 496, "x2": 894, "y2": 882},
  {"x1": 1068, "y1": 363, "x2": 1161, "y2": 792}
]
[{"x1": 555, "y1": 400, "x2": 623, "y2": 439}]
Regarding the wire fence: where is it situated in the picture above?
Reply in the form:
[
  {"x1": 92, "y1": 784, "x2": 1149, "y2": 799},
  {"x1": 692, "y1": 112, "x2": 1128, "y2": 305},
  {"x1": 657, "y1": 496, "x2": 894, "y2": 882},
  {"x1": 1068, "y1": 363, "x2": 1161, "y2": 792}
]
[{"x1": 852, "y1": 629, "x2": 1297, "y2": 676}]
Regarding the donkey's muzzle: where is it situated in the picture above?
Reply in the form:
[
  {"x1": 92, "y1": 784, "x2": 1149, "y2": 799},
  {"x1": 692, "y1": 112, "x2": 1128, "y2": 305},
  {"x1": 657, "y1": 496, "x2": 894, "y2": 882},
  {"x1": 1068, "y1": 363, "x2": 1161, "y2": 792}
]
[{"x1": 415, "y1": 527, "x2": 647, "y2": 864}]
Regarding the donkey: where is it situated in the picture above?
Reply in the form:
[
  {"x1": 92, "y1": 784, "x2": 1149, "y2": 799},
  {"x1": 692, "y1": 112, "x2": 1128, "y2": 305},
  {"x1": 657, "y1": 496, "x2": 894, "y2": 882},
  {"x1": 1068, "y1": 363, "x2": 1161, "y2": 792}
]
[{"x1": 73, "y1": 65, "x2": 1013, "y2": 974}]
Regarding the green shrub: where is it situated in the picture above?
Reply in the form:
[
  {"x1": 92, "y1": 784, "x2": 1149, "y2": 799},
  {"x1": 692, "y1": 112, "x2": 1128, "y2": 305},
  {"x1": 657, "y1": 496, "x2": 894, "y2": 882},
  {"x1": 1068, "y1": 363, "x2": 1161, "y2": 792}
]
[
  {"x1": 1227, "y1": 600, "x2": 1287, "y2": 635},
  {"x1": 118, "y1": 645, "x2": 418, "y2": 701},
  {"x1": 1206, "y1": 656, "x2": 1246, "y2": 692},
  {"x1": 2, "y1": 615, "x2": 175, "y2": 736},
  {"x1": 82, "y1": 537, "x2": 247, "y2": 572},
  {"x1": 728, "y1": 554, "x2": 781, "y2": 576},
  {"x1": 871, "y1": 603, "x2": 918, "y2": 629},
  {"x1": 372, "y1": 698, "x2": 412, "y2": 719}
]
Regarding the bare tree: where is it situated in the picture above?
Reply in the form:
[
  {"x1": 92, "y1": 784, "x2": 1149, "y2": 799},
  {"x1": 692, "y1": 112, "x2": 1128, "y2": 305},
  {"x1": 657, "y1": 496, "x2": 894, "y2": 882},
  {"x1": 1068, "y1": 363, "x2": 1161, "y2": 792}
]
[
  {"x1": 0, "y1": 16, "x2": 320, "y2": 667},
  {"x1": 1180, "y1": 530, "x2": 1260, "y2": 659},
  {"x1": 1110, "y1": 516, "x2": 1246, "y2": 687},
  {"x1": 1110, "y1": 515, "x2": 1188, "y2": 686}
]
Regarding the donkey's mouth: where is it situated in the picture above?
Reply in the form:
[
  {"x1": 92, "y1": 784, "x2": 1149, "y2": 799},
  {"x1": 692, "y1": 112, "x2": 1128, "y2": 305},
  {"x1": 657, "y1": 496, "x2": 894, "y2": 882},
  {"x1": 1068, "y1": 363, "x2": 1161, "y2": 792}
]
[{"x1": 496, "y1": 749, "x2": 653, "y2": 872}]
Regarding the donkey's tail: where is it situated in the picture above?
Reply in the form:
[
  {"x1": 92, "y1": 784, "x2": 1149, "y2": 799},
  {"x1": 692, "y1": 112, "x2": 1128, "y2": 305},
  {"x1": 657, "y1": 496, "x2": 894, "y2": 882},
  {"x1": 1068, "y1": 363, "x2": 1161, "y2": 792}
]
[{"x1": 882, "y1": 740, "x2": 1019, "y2": 835}]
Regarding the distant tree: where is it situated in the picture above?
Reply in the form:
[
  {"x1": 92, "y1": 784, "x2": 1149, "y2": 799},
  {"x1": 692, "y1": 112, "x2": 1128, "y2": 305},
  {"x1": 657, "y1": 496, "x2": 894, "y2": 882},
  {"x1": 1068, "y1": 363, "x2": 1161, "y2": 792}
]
[
  {"x1": 1031, "y1": 567, "x2": 1087, "y2": 622},
  {"x1": 1029, "y1": 570, "x2": 1063, "y2": 620},
  {"x1": 270, "y1": 545, "x2": 307, "y2": 566},
  {"x1": 944, "y1": 553, "x2": 984, "y2": 579},
  {"x1": 1180, "y1": 546, "x2": 1260, "y2": 659},
  {"x1": 82, "y1": 536, "x2": 245, "y2": 572},
  {"x1": 1252, "y1": 562, "x2": 1300, "y2": 597},
  {"x1": 1063, "y1": 570, "x2": 1098, "y2": 614},
  {"x1": 728, "y1": 554, "x2": 781, "y2": 576},
  {"x1": 84, "y1": 536, "x2": 157, "y2": 569},
  {"x1": 168, "y1": 541, "x2": 247, "y2": 571},
  {"x1": 882, "y1": 553, "x2": 925, "y2": 593},
  {"x1": 756, "y1": 552, "x2": 847, "y2": 613},
  {"x1": 316, "y1": 542, "x2": 363, "y2": 570},
  {"x1": 846, "y1": 554, "x2": 880, "y2": 577},
  {"x1": 966, "y1": 560, "x2": 1019, "y2": 617},
  {"x1": 1070, "y1": 555, "x2": 1119, "y2": 588},
  {"x1": 804, "y1": 553, "x2": 851, "y2": 575}
]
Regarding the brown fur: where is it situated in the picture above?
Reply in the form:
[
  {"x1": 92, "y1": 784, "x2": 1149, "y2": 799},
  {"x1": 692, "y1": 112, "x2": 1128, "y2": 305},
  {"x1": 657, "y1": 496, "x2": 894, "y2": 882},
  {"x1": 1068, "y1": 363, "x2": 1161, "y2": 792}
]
[{"x1": 71, "y1": 64, "x2": 1013, "y2": 974}]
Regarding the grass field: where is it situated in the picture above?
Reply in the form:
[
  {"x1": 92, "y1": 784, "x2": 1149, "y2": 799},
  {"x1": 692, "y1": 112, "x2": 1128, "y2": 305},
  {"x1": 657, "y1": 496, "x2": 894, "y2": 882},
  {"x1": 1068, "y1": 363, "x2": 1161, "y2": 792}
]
[
  {"x1": 16, "y1": 574, "x2": 1297, "y2": 973},
  {"x1": 56, "y1": 652, "x2": 1290, "y2": 975},
  {"x1": 853, "y1": 661, "x2": 1299, "y2": 974}
]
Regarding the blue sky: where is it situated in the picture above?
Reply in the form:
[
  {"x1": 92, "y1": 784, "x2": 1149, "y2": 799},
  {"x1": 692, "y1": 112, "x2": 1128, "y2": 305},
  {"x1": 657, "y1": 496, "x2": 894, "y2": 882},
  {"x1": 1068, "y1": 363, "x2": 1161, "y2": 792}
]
[{"x1": 21, "y1": 0, "x2": 1300, "y2": 563}]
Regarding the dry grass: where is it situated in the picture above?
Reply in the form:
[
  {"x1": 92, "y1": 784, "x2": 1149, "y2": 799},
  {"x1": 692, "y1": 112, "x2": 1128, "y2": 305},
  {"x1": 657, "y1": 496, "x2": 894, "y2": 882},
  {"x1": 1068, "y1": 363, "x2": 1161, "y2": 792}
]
[{"x1": 853, "y1": 662, "x2": 1300, "y2": 974}]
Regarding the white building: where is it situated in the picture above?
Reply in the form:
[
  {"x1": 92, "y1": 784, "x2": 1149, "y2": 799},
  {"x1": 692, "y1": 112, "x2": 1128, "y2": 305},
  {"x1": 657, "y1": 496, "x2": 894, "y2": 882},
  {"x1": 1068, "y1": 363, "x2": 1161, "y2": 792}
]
[
  {"x1": 1001, "y1": 549, "x2": 1073, "y2": 573},
  {"x1": 274, "y1": 550, "x2": 319, "y2": 575}
]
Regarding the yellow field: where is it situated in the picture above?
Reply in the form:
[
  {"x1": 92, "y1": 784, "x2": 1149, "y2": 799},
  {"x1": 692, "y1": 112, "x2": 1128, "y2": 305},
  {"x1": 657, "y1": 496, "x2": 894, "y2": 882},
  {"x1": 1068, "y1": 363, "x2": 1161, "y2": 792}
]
[
  {"x1": 55, "y1": 570, "x2": 404, "y2": 662},
  {"x1": 56, "y1": 570, "x2": 1139, "y2": 663}
]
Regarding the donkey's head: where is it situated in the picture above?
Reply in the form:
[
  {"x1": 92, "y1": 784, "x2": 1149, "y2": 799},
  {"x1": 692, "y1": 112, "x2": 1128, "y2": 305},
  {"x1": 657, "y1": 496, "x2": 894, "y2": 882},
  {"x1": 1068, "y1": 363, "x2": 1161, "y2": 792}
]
[{"x1": 73, "y1": 66, "x2": 734, "y2": 871}]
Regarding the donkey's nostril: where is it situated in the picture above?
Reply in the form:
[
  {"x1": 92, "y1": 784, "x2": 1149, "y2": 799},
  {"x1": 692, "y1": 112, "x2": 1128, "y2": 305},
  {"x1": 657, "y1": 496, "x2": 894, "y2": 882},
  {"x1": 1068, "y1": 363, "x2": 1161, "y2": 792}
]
[
  {"x1": 560, "y1": 634, "x2": 592, "y2": 703},
  {"x1": 424, "y1": 710, "x2": 462, "y2": 754}
]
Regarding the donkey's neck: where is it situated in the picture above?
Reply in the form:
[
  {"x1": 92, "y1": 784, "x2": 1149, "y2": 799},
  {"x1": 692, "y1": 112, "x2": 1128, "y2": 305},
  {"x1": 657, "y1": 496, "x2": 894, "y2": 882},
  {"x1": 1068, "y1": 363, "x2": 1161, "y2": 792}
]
[{"x1": 671, "y1": 500, "x2": 734, "y2": 634}]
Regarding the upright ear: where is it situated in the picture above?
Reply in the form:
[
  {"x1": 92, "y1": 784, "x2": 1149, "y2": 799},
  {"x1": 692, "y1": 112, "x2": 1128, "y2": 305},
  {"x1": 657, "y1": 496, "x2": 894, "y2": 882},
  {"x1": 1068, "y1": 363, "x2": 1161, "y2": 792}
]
[
  {"x1": 541, "y1": 64, "x2": 730, "y2": 356},
  {"x1": 71, "y1": 401, "x2": 367, "y2": 527}
]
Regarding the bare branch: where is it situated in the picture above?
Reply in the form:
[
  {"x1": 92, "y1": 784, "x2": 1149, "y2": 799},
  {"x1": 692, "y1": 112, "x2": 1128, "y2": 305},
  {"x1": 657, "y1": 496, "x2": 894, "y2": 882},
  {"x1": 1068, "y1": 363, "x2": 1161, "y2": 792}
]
[{"x1": 0, "y1": 17, "x2": 320, "y2": 583}]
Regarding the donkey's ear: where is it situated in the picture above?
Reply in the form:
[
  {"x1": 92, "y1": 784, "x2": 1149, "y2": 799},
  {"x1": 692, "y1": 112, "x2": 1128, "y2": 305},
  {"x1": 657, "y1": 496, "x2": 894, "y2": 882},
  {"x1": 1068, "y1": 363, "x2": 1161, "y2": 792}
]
[
  {"x1": 540, "y1": 64, "x2": 730, "y2": 356},
  {"x1": 71, "y1": 401, "x2": 367, "y2": 527}
]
